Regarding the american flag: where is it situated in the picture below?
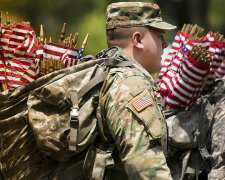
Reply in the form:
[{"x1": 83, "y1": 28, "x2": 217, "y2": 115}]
[
  {"x1": 158, "y1": 40, "x2": 193, "y2": 98},
  {"x1": 131, "y1": 94, "x2": 153, "y2": 112},
  {"x1": 0, "y1": 56, "x2": 7, "y2": 84},
  {"x1": 203, "y1": 34, "x2": 225, "y2": 89},
  {"x1": 3, "y1": 23, "x2": 36, "y2": 60},
  {"x1": 0, "y1": 23, "x2": 36, "y2": 88},
  {"x1": 214, "y1": 59, "x2": 225, "y2": 78},
  {"x1": 43, "y1": 42, "x2": 79, "y2": 67},
  {"x1": 77, "y1": 47, "x2": 84, "y2": 59},
  {"x1": 158, "y1": 31, "x2": 191, "y2": 89},
  {"x1": 20, "y1": 61, "x2": 38, "y2": 83},
  {"x1": 20, "y1": 43, "x2": 44, "y2": 83},
  {"x1": 0, "y1": 26, "x2": 12, "y2": 60},
  {"x1": 20, "y1": 41, "x2": 80, "y2": 84},
  {"x1": 0, "y1": 26, "x2": 12, "y2": 85},
  {"x1": 165, "y1": 55, "x2": 210, "y2": 110},
  {"x1": 157, "y1": 34, "x2": 212, "y2": 110}
]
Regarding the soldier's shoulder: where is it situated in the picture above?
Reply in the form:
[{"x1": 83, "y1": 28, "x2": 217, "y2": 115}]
[
  {"x1": 109, "y1": 66, "x2": 146, "y2": 80},
  {"x1": 106, "y1": 66, "x2": 154, "y2": 98}
]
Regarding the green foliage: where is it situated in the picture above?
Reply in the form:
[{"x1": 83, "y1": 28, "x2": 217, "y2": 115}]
[
  {"x1": 0, "y1": 0, "x2": 225, "y2": 57},
  {"x1": 208, "y1": 0, "x2": 225, "y2": 29},
  {"x1": 72, "y1": 10, "x2": 108, "y2": 55}
]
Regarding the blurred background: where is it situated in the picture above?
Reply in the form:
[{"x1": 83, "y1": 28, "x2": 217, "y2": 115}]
[{"x1": 1, "y1": 0, "x2": 224, "y2": 56}]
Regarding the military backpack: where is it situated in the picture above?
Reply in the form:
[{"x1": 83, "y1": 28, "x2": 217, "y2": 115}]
[{"x1": 0, "y1": 47, "x2": 133, "y2": 180}]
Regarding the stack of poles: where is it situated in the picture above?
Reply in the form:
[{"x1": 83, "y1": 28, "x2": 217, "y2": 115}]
[
  {"x1": 36, "y1": 23, "x2": 89, "y2": 77},
  {"x1": 157, "y1": 24, "x2": 225, "y2": 110},
  {"x1": 0, "y1": 11, "x2": 89, "y2": 92}
]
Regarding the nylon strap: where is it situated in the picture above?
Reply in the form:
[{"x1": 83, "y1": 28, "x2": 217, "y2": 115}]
[
  {"x1": 180, "y1": 150, "x2": 192, "y2": 180},
  {"x1": 78, "y1": 71, "x2": 107, "y2": 99},
  {"x1": 69, "y1": 72, "x2": 107, "y2": 151},
  {"x1": 196, "y1": 98, "x2": 211, "y2": 173},
  {"x1": 86, "y1": 145, "x2": 115, "y2": 180},
  {"x1": 77, "y1": 117, "x2": 97, "y2": 143},
  {"x1": 69, "y1": 90, "x2": 79, "y2": 151},
  {"x1": 104, "y1": 58, "x2": 134, "y2": 67}
]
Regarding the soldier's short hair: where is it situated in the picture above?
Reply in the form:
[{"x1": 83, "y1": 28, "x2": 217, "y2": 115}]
[{"x1": 106, "y1": 27, "x2": 149, "y2": 48}]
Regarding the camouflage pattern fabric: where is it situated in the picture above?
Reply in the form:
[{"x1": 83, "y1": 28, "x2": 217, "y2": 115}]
[
  {"x1": 0, "y1": 58, "x2": 105, "y2": 180},
  {"x1": 96, "y1": 53, "x2": 172, "y2": 180},
  {"x1": 106, "y1": 2, "x2": 176, "y2": 30},
  {"x1": 206, "y1": 80, "x2": 225, "y2": 180},
  {"x1": 165, "y1": 97, "x2": 213, "y2": 180},
  {"x1": 208, "y1": 98, "x2": 225, "y2": 180},
  {"x1": 166, "y1": 79, "x2": 225, "y2": 180}
]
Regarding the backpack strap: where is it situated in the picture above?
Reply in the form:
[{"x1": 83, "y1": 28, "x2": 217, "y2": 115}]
[
  {"x1": 69, "y1": 71, "x2": 107, "y2": 151},
  {"x1": 83, "y1": 144, "x2": 115, "y2": 180},
  {"x1": 104, "y1": 58, "x2": 134, "y2": 67},
  {"x1": 69, "y1": 56, "x2": 135, "y2": 150},
  {"x1": 196, "y1": 97, "x2": 211, "y2": 173},
  {"x1": 180, "y1": 97, "x2": 212, "y2": 178},
  {"x1": 69, "y1": 90, "x2": 79, "y2": 151},
  {"x1": 78, "y1": 71, "x2": 107, "y2": 98},
  {"x1": 180, "y1": 150, "x2": 192, "y2": 180}
]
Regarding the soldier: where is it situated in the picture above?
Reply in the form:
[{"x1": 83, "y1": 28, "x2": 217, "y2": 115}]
[
  {"x1": 165, "y1": 76, "x2": 225, "y2": 180},
  {"x1": 95, "y1": 2, "x2": 176, "y2": 179},
  {"x1": 38, "y1": 2, "x2": 176, "y2": 180}
]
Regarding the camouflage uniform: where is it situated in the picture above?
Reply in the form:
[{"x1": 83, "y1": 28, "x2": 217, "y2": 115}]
[
  {"x1": 96, "y1": 53, "x2": 172, "y2": 180},
  {"x1": 97, "y1": 2, "x2": 176, "y2": 179},
  {"x1": 165, "y1": 79, "x2": 225, "y2": 180},
  {"x1": 206, "y1": 79, "x2": 225, "y2": 180}
]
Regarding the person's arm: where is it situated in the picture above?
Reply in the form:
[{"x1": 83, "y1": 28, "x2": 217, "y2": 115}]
[{"x1": 101, "y1": 73, "x2": 172, "y2": 180}]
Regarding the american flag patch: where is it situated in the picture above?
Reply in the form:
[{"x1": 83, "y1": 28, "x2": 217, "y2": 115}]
[{"x1": 131, "y1": 94, "x2": 153, "y2": 112}]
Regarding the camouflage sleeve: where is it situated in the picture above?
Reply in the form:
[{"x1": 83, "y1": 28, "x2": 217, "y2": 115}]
[
  {"x1": 208, "y1": 98, "x2": 225, "y2": 180},
  {"x1": 99, "y1": 70, "x2": 172, "y2": 180}
]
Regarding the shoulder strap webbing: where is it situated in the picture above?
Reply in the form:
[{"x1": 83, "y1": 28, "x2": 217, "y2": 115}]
[
  {"x1": 196, "y1": 97, "x2": 211, "y2": 173},
  {"x1": 68, "y1": 57, "x2": 135, "y2": 151},
  {"x1": 69, "y1": 90, "x2": 79, "y2": 151},
  {"x1": 78, "y1": 71, "x2": 107, "y2": 99},
  {"x1": 69, "y1": 71, "x2": 107, "y2": 151},
  {"x1": 104, "y1": 58, "x2": 134, "y2": 67},
  {"x1": 180, "y1": 150, "x2": 192, "y2": 180}
]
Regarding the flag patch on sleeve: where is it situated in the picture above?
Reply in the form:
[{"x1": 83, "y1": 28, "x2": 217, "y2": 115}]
[{"x1": 131, "y1": 94, "x2": 153, "y2": 112}]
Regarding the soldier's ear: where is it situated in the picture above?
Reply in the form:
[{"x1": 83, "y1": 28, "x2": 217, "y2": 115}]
[{"x1": 132, "y1": 32, "x2": 144, "y2": 49}]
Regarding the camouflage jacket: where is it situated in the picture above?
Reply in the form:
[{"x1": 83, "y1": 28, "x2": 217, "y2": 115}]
[
  {"x1": 205, "y1": 79, "x2": 225, "y2": 180},
  {"x1": 165, "y1": 79, "x2": 225, "y2": 180},
  {"x1": 96, "y1": 53, "x2": 172, "y2": 180}
]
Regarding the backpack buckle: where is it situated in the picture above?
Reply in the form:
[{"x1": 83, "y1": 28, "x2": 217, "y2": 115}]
[
  {"x1": 103, "y1": 46, "x2": 122, "y2": 59},
  {"x1": 69, "y1": 107, "x2": 79, "y2": 151},
  {"x1": 199, "y1": 146, "x2": 211, "y2": 161},
  {"x1": 70, "y1": 107, "x2": 79, "y2": 122}
]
